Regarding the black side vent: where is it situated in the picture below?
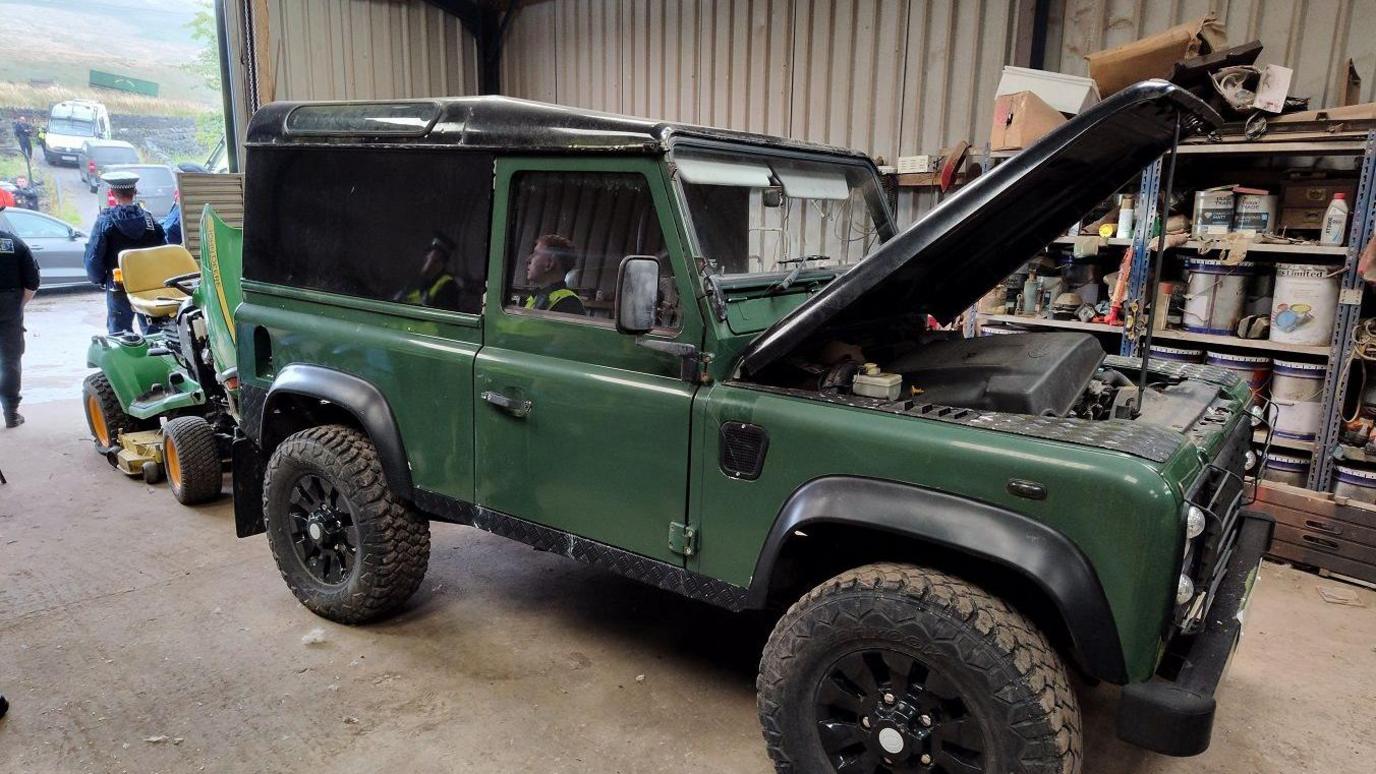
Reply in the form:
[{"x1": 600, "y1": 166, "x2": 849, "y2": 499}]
[{"x1": 720, "y1": 422, "x2": 769, "y2": 480}]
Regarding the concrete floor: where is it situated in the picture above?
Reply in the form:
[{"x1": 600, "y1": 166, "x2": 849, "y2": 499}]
[{"x1": 2, "y1": 294, "x2": 1375, "y2": 774}]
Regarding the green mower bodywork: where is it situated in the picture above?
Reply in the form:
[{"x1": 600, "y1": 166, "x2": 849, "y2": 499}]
[{"x1": 83, "y1": 205, "x2": 244, "y2": 500}]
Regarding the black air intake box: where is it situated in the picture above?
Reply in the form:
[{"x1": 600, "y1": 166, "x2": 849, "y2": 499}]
[{"x1": 890, "y1": 332, "x2": 1105, "y2": 417}]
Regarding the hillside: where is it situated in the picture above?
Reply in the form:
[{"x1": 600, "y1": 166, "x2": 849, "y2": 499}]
[{"x1": 0, "y1": 0, "x2": 218, "y2": 107}]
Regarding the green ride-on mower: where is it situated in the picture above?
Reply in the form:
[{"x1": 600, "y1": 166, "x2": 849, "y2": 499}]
[{"x1": 82, "y1": 206, "x2": 243, "y2": 505}]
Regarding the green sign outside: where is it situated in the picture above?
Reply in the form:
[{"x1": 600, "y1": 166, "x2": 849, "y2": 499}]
[{"x1": 89, "y1": 69, "x2": 159, "y2": 97}]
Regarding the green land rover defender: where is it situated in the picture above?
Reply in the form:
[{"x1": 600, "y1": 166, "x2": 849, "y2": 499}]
[{"x1": 232, "y1": 81, "x2": 1273, "y2": 773}]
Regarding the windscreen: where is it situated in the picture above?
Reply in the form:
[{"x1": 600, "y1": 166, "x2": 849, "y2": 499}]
[
  {"x1": 50, "y1": 118, "x2": 96, "y2": 136},
  {"x1": 126, "y1": 166, "x2": 176, "y2": 189},
  {"x1": 674, "y1": 148, "x2": 890, "y2": 277}
]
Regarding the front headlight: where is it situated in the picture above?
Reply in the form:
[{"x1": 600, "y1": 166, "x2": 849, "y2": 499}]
[
  {"x1": 1185, "y1": 505, "x2": 1207, "y2": 539},
  {"x1": 1176, "y1": 574, "x2": 1196, "y2": 605}
]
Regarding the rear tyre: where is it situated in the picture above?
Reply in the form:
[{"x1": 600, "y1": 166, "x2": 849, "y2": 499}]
[
  {"x1": 757, "y1": 562, "x2": 1082, "y2": 774},
  {"x1": 163, "y1": 416, "x2": 222, "y2": 504},
  {"x1": 263, "y1": 425, "x2": 430, "y2": 624},
  {"x1": 82, "y1": 373, "x2": 146, "y2": 450}
]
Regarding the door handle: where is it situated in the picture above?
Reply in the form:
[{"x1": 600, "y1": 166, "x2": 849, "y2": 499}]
[{"x1": 481, "y1": 390, "x2": 531, "y2": 418}]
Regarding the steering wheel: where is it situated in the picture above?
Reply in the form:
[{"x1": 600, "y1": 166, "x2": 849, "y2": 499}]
[{"x1": 164, "y1": 271, "x2": 202, "y2": 297}]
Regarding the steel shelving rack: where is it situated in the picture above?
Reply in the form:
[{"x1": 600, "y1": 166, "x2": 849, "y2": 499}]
[{"x1": 973, "y1": 130, "x2": 1376, "y2": 494}]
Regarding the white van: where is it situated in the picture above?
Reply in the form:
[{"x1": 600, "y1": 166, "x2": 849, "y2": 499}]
[{"x1": 44, "y1": 100, "x2": 112, "y2": 166}]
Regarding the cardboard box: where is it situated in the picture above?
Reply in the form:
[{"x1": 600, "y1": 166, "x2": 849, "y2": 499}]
[
  {"x1": 1280, "y1": 207, "x2": 1328, "y2": 231},
  {"x1": 1085, "y1": 14, "x2": 1227, "y2": 96},
  {"x1": 990, "y1": 91, "x2": 1066, "y2": 151},
  {"x1": 1283, "y1": 180, "x2": 1357, "y2": 208},
  {"x1": 995, "y1": 66, "x2": 1101, "y2": 115}
]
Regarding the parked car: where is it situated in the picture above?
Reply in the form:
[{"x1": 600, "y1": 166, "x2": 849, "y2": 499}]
[
  {"x1": 43, "y1": 99, "x2": 111, "y2": 166},
  {"x1": 79, "y1": 140, "x2": 141, "y2": 191},
  {"x1": 229, "y1": 84, "x2": 1270, "y2": 769},
  {"x1": 0, "y1": 206, "x2": 88, "y2": 289},
  {"x1": 96, "y1": 164, "x2": 178, "y2": 219}
]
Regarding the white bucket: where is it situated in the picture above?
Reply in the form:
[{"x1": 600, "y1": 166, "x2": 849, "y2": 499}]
[
  {"x1": 1270, "y1": 263, "x2": 1339, "y2": 345},
  {"x1": 1333, "y1": 465, "x2": 1376, "y2": 505},
  {"x1": 1262, "y1": 452, "x2": 1309, "y2": 487},
  {"x1": 1184, "y1": 259, "x2": 1257, "y2": 335},
  {"x1": 1149, "y1": 345, "x2": 1204, "y2": 364},
  {"x1": 1270, "y1": 359, "x2": 1326, "y2": 440},
  {"x1": 1206, "y1": 351, "x2": 1271, "y2": 406}
]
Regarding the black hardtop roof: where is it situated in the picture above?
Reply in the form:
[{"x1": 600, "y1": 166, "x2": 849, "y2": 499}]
[{"x1": 246, "y1": 95, "x2": 871, "y2": 160}]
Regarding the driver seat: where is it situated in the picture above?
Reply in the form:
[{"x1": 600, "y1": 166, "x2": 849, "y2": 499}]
[{"x1": 118, "y1": 244, "x2": 197, "y2": 318}]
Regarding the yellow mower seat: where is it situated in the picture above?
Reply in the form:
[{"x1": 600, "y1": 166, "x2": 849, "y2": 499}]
[{"x1": 118, "y1": 244, "x2": 197, "y2": 318}]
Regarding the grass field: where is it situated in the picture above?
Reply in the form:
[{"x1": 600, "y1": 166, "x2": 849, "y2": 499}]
[{"x1": 0, "y1": 81, "x2": 214, "y2": 118}]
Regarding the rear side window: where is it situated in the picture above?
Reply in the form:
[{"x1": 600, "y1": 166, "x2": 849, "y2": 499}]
[{"x1": 244, "y1": 148, "x2": 493, "y2": 313}]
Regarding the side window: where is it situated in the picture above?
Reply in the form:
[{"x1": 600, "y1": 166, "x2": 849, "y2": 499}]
[
  {"x1": 505, "y1": 171, "x2": 679, "y2": 328},
  {"x1": 5, "y1": 211, "x2": 69, "y2": 239},
  {"x1": 243, "y1": 148, "x2": 493, "y2": 313}
]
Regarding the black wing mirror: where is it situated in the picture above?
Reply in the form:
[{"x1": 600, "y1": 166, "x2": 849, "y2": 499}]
[{"x1": 614, "y1": 255, "x2": 661, "y2": 335}]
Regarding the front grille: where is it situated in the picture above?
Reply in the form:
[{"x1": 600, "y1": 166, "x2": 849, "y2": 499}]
[{"x1": 1178, "y1": 412, "x2": 1251, "y2": 632}]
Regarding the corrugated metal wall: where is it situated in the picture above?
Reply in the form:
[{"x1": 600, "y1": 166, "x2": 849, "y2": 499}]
[
  {"x1": 262, "y1": 0, "x2": 480, "y2": 101},
  {"x1": 1045, "y1": 0, "x2": 1376, "y2": 106},
  {"x1": 502, "y1": 0, "x2": 1032, "y2": 225}
]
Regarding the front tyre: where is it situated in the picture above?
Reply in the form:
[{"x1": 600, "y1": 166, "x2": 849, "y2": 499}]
[
  {"x1": 263, "y1": 425, "x2": 430, "y2": 624},
  {"x1": 757, "y1": 563, "x2": 1081, "y2": 774},
  {"x1": 162, "y1": 415, "x2": 222, "y2": 504}
]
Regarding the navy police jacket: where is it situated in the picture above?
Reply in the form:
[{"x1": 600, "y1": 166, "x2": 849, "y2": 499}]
[{"x1": 84, "y1": 205, "x2": 166, "y2": 287}]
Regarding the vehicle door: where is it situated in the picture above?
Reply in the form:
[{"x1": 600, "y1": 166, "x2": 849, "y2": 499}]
[
  {"x1": 0, "y1": 209, "x2": 86, "y2": 286},
  {"x1": 474, "y1": 157, "x2": 703, "y2": 563}
]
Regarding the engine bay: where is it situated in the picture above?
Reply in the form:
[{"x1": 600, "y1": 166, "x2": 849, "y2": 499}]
[{"x1": 757, "y1": 331, "x2": 1151, "y2": 421}]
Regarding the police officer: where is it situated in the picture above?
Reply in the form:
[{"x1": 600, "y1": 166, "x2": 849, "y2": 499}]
[
  {"x1": 522, "y1": 234, "x2": 585, "y2": 315},
  {"x1": 397, "y1": 234, "x2": 460, "y2": 309},
  {"x1": 83, "y1": 171, "x2": 165, "y2": 334},
  {"x1": 1, "y1": 201, "x2": 41, "y2": 428}
]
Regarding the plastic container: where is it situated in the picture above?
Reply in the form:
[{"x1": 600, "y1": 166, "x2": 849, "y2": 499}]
[
  {"x1": 1183, "y1": 259, "x2": 1258, "y2": 335},
  {"x1": 1270, "y1": 359, "x2": 1326, "y2": 440},
  {"x1": 1149, "y1": 345, "x2": 1204, "y2": 364},
  {"x1": 1320, "y1": 193, "x2": 1349, "y2": 246},
  {"x1": 1116, "y1": 195, "x2": 1135, "y2": 239},
  {"x1": 1333, "y1": 465, "x2": 1376, "y2": 504},
  {"x1": 1269, "y1": 262, "x2": 1339, "y2": 345},
  {"x1": 1205, "y1": 351, "x2": 1271, "y2": 406},
  {"x1": 1262, "y1": 452, "x2": 1310, "y2": 487}
]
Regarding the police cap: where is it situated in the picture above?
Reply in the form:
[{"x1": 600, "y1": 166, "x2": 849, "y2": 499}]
[{"x1": 101, "y1": 170, "x2": 140, "y2": 191}]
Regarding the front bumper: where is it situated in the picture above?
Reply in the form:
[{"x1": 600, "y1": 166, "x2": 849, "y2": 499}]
[{"x1": 1115, "y1": 510, "x2": 1274, "y2": 756}]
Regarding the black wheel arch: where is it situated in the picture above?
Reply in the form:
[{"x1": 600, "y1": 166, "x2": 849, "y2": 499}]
[
  {"x1": 249, "y1": 364, "x2": 413, "y2": 499},
  {"x1": 747, "y1": 476, "x2": 1129, "y2": 684}
]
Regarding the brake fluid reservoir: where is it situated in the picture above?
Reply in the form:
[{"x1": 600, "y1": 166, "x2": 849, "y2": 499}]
[{"x1": 853, "y1": 363, "x2": 902, "y2": 401}]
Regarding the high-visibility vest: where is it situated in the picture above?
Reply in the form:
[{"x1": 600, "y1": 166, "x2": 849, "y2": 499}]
[
  {"x1": 403, "y1": 273, "x2": 455, "y2": 306},
  {"x1": 524, "y1": 287, "x2": 578, "y2": 310}
]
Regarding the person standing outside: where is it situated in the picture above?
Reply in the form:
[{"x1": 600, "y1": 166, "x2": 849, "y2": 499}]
[
  {"x1": 83, "y1": 171, "x2": 165, "y2": 334},
  {"x1": 12, "y1": 117, "x2": 33, "y2": 180},
  {"x1": 0, "y1": 201, "x2": 40, "y2": 428}
]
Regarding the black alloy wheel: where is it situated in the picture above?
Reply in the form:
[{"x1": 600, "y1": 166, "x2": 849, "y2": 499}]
[
  {"x1": 814, "y1": 648, "x2": 987, "y2": 773},
  {"x1": 286, "y1": 472, "x2": 359, "y2": 586}
]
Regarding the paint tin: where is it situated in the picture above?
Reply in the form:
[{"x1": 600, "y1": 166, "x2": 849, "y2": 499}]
[
  {"x1": 1262, "y1": 452, "x2": 1310, "y2": 487},
  {"x1": 1233, "y1": 193, "x2": 1279, "y2": 236},
  {"x1": 1193, "y1": 188, "x2": 1235, "y2": 237},
  {"x1": 1270, "y1": 262, "x2": 1339, "y2": 345},
  {"x1": 1205, "y1": 351, "x2": 1271, "y2": 406},
  {"x1": 1183, "y1": 259, "x2": 1258, "y2": 335},
  {"x1": 1270, "y1": 359, "x2": 1326, "y2": 440},
  {"x1": 1333, "y1": 465, "x2": 1376, "y2": 505}
]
